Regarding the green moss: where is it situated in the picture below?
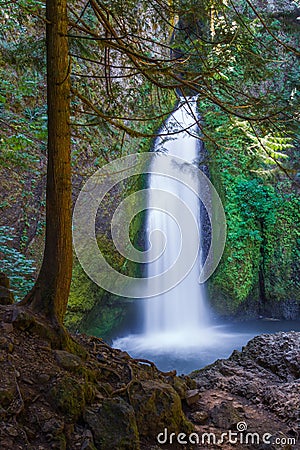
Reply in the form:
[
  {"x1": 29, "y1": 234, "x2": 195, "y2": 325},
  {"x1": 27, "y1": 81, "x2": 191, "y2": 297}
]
[
  {"x1": 84, "y1": 382, "x2": 97, "y2": 404},
  {"x1": 65, "y1": 259, "x2": 99, "y2": 331},
  {"x1": 84, "y1": 398, "x2": 140, "y2": 450},
  {"x1": 65, "y1": 253, "x2": 125, "y2": 337},
  {"x1": 128, "y1": 381, "x2": 193, "y2": 438},
  {"x1": 201, "y1": 100, "x2": 300, "y2": 315},
  {"x1": 83, "y1": 300, "x2": 125, "y2": 338},
  {"x1": 65, "y1": 213, "x2": 145, "y2": 337},
  {"x1": 263, "y1": 194, "x2": 300, "y2": 301},
  {"x1": 48, "y1": 376, "x2": 85, "y2": 420}
]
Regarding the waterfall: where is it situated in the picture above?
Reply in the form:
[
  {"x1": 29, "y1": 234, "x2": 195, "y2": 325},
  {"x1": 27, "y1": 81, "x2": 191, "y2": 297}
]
[
  {"x1": 75, "y1": 98, "x2": 272, "y2": 375},
  {"x1": 113, "y1": 96, "x2": 227, "y2": 368},
  {"x1": 144, "y1": 96, "x2": 210, "y2": 336}
]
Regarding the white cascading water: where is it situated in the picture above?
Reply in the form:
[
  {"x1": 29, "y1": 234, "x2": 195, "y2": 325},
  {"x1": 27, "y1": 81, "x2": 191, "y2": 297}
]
[
  {"x1": 113, "y1": 97, "x2": 252, "y2": 372},
  {"x1": 144, "y1": 96, "x2": 209, "y2": 336},
  {"x1": 77, "y1": 97, "x2": 282, "y2": 374}
]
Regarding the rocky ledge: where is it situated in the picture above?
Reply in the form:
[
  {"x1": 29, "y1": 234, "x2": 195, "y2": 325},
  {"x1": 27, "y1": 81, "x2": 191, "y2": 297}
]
[
  {"x1": 0, "y1": 304, "x2": 195, "y2": 450},
  {"x1": 0, "y1": 303, "x2": 299, "y2": 450},
  {"x1": 187, "y1": 332, "x2": 299, "y2": 450}
]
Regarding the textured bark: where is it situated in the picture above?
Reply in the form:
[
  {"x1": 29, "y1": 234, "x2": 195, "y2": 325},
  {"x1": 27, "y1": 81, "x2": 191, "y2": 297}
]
[{"x1": 21, "y1": 0, "x2": 72, "y2": 325}]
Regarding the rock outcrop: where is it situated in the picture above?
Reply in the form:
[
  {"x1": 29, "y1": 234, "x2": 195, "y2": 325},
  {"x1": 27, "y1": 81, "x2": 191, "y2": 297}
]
[
  {"x1": 0, "y1": 303, "x2": 299, "y2": 450},
  {"x1": 188, "y1": 332, "x2": 299, "y2": 449},
  {"x1": 0, "y1": 304, "x2": 193, "y2": 450}
]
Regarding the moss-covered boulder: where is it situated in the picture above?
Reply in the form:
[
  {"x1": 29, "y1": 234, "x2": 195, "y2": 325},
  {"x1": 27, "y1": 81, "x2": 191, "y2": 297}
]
[
  {"x1": 128, "y1": 380, "x2": 193, "y2": 438},
  {"x1": 47, "y1": 376, "x2": 85, "y2": 420},
  {"x1": 65, "y1": 258, "x2": 126, "y2": 338},
  {"x1": 83, "y1": 397, "x2": 139, "y2": 450}
]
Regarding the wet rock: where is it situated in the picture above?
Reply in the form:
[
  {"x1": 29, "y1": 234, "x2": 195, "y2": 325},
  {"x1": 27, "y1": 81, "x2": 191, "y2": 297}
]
[
  {"x1": 128, "y1": 380, "x2": 193, "y2": 438},
  {"x1": 190, "y1": 332, "x2": 300, "y2": 430},
  {"x1": 239, "y1": 332, "x2": 300, "y2": 380},
  {"x1": 83, "y1": 397, "x2": 139, "y2": 450}
]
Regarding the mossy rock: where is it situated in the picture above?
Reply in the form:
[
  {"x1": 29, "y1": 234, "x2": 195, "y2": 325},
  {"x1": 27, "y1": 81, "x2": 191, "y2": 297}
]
[
  {"x1": 54, "y1": 350, "x2": 83, "y2": 373},
  {"x1": 83, "y1": 397, "x2": 139, "y2": 450},
  {"x1": 128, "y1": 380, "x2": 194, "y2": 438},
  {"x1": 65, "y1": 258, "x2": 126, "y2": 338},
  {"x1": 48, "y1": 376, "x2": 85, "y2": 420},
  {"x1": 168, "y1": 376, "x2": 188, "y2": 400},
  {"x1": 83, "y1": 382, "x2": 96, "y2": 405}
]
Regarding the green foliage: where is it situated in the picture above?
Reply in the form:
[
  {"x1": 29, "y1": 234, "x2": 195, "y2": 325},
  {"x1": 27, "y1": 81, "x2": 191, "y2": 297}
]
[
  {"x1": 229, "y1": 120, "x2": 292, "y2": 167},
  {"x1": 202, "y1": 97, "x2": 300, "y2": 312},
  {"x1": 263, "y1": 192, "x2": 300, "y2": 300},
  {"x1": 0, "y1": 226, "x2": 35, "y2": 300},
  {"x1": 65, "y1": 258, "x2": 101, "y2": 331},
  {"x1": 195, "y1": 3, "x2": 300, "y2": 311},
  {"x1": 0, "y1": 3, "x2": 47, "y2": 168},
  {"x1": 65, "y1": 256, "x2": 127, "y2": 338}
]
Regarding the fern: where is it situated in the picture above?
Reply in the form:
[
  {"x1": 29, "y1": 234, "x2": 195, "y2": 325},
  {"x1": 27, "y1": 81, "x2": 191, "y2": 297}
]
[{"x1": 232, "y1": 119, "x2": 292, "y2": 166}]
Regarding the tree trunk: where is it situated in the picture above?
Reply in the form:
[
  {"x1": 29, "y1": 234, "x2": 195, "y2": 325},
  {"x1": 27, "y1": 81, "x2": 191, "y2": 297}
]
[{"x1": 21, "y1": 0, "x2": 72, "y2": 326}]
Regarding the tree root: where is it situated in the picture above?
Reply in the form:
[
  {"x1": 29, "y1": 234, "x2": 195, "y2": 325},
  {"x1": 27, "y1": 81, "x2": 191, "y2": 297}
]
[
  {"x1": 132, "y1": 358, "x2": 177, "y2": 377},
  {"x1": 8, "y1": 304, "x2": 87, "y2": 358}
]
